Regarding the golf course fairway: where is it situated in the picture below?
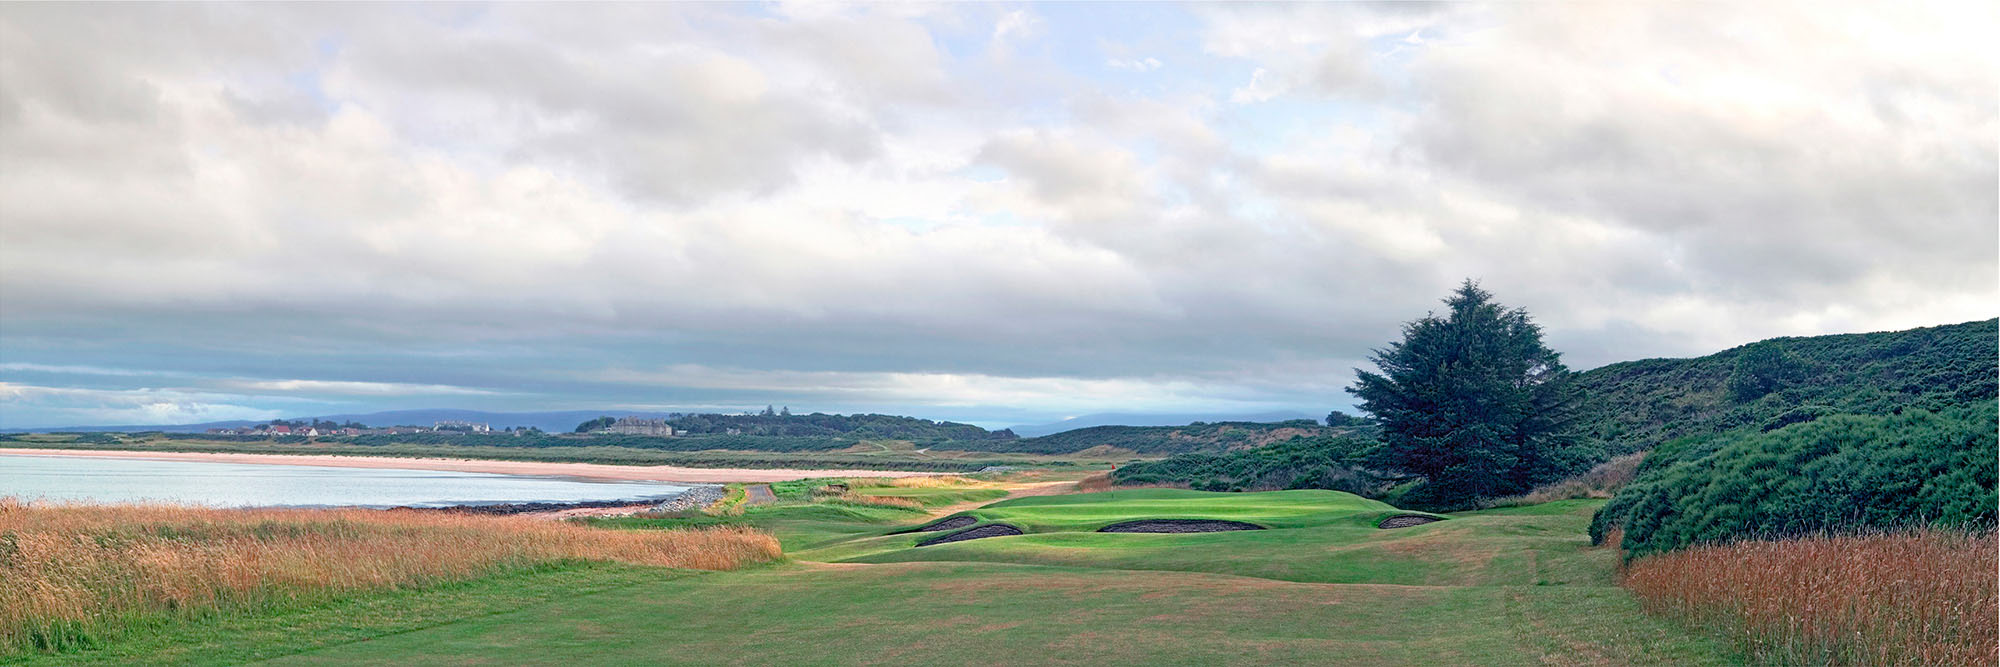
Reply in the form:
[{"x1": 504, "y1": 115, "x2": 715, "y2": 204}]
[{"x1": 17, "y1": 489, "x2": 1739, "y2": 666}]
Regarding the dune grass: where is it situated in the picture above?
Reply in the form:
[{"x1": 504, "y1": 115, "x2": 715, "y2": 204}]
[
  {"x1": 0, "y1": 500, "x2": 780, "y2": 659},
  {"x1": 1623, "y1": 530, "x2": 1997, "y2": 666}
]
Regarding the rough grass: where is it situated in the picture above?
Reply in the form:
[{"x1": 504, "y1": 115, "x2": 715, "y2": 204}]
[
  {"x1": 0, "y1": 500, "x2": 780, "y2": 657},
  {"x1": 1483, "y1": 452, "x2": 1644, "y2": 508},
  {"x1": 1622, "y1": 530, "x2": 1997, "y2": 666}
]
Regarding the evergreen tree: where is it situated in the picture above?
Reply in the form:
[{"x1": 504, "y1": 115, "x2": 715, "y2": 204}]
[{"x1": 1348, "y1": 280, "x2": 1591, "y2": 510}]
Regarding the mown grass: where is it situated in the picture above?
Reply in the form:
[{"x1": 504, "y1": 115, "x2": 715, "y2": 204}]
[
  {"x1": 1624, "y1": 530, "x2": 1997, "y2": 666},
  {"x1": 0, "y1": 500, "x2": 779, "y2": 659}
]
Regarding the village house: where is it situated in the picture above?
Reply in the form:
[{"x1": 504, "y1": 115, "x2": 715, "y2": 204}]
[{"x1": 601, "y1": 417, "x2": 675, "y2": 436}]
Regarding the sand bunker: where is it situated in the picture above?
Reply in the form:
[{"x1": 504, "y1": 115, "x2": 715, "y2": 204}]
[
  {"x1": 1096, "y1": 519, "x2": 1265, "y2": 533},
  {"x1": 1377, "y1": 514, "x2": 1443, "y2": 529},
  {"x1": 916, "y1": 523, "x2": 1023, "y2": 546},
  {"x1": 891, "y1": 516, "x2": 978, "y2": 534}
]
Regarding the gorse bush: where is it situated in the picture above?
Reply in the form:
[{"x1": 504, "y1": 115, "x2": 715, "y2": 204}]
[{"x1": 1590, "y1": 404, "x2": 1998, "y2": 558}]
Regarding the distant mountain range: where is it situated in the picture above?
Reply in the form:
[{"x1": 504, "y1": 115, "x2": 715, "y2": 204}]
[
  {"x1": 15, "y1": 409, "x2": 690, "y2": 435},
  {"x1": 1006, "y1": 411, "x2": 1319, "y2": 438}
]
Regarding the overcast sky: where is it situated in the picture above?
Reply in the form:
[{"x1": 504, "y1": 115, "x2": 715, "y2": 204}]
[{"x1": 1, "y1": 2, "x2": 1993, "y2": 429}]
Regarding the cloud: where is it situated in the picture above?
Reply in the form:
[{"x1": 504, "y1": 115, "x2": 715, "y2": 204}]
[
  {"x1": 1107, "y1": 57, "x2": 1162, "y2": 72},
  {"x1": 0, "y1": 383, "x2": 287, "y2": 428},
  {"x1": 992, "y1": 10, "x2": 1043, "y2": 43},
  {"x1": 0, "y1": 2, "x2": 1990, "y2": 426},
  {"x1": 221, "y1": 380, "x2": 502, "y2": 396}
]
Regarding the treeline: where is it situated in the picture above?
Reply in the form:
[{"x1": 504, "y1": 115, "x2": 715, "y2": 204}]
[
  {"x1": 1590, "y1": 404, "x2": 1997, "y2": 559},
  {"x1": 1573, "y1": 318, "x2": 1996, "y2": 455}
]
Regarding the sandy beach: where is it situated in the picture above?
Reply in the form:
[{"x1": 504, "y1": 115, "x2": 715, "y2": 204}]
[{"x1": 0, "y1": 447, "x2": 941, "y2": 484}]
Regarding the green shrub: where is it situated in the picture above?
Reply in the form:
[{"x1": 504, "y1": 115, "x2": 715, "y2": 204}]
[{"x1": 1589, "y1": 404, "x2": 1997, "y2": 558}]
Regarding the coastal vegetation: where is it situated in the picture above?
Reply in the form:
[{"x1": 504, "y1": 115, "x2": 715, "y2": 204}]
[
  {"x1": 1572, "y1": 318, "x2": 1997, "y2": 455},
  {"x1": 0, "y1": 501, "x2": 780, "y2": 659}
]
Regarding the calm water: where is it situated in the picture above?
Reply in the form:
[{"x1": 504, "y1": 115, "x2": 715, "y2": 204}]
[{"x1": 0, "y1": 454, "x2": 695, "y2": 508}]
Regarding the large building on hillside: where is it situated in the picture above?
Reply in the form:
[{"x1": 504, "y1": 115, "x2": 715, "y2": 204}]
[{"x1": 601, "y1": 417, "x2": 675, "y2": 436}]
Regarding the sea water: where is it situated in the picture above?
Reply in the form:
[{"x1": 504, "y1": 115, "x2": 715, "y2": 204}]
[{"x1": 0, "y1": 453, "x2": 692, "y2": 508}]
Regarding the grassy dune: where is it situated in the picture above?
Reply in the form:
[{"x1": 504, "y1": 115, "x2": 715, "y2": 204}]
[{"x1": 0, "y1": 501, "x2": 780, "y2": 659}]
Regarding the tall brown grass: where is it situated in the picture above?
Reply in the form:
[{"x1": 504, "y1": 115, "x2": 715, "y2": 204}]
[
  {"x1": 1622, "y1": 530, "x2": 1997, "y2": 666},
  {"x1": 0, "y1": 499, "x2": 781, "y2": 655}
]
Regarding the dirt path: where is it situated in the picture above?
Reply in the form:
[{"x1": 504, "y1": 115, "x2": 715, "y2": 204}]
[{"x1": 743, "y1": 484, "x2": 777, "y2": 505}]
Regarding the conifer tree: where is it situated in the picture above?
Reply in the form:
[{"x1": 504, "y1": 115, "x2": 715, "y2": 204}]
[{"x1": 1349, "y1": 281, "x2": 1591, "y2": 509}]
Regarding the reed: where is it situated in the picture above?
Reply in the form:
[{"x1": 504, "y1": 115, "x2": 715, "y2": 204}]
[
  {"x1": 1622, "y1": 530, "x2": 1997, "y2": 666},
  {"x1": 0, "y1": 499, "x2": 781, "y2": 655}
]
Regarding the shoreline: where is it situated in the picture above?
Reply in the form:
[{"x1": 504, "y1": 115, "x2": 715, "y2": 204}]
[{"x1": 0, "y1": 447, "x2": 943, "y2": 484}]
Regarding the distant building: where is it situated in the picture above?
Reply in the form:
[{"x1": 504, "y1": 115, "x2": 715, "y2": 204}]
[
  {"x1": 601, "y1": 417, "x2": 675, "y2": 436},
  {"x1": 434, "y1": 420, "x2": 491, "y2": 432}
]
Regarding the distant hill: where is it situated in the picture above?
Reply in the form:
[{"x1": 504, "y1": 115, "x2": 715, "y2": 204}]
[
  {"x1": 660, "y1": 412, "x2": 1012, "y2": 441},
  {"x1": 995, "y1": 420, "x2": 1338, "y2": 455},
  {"x1": 17, "y1": 409, "x2": 691, "y2": 435},
  {"x1": 1007, "y1": 411, "x2": 1318, "y2": 438},
  {"x1": 1575, "y1": 318, "x2": 1997, "y2": 455}
]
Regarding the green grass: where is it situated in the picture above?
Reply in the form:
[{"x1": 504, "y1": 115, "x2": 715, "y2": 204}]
[{"x1": 21, "y1": 489, "x2": 1736, "y2": 665}]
